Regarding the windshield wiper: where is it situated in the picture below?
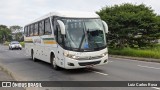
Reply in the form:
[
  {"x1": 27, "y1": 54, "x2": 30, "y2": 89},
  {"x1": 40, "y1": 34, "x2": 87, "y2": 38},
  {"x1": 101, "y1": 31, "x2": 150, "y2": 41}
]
[
  {"x1": 78, "y1": 34, "x2": 85, "y2": 51},
  {"x1": 87, "y1": 30, "x2": 100, "y2": 50},
  {"x1": 94, "y1": 40, "x2": 100, "y2": 49}
]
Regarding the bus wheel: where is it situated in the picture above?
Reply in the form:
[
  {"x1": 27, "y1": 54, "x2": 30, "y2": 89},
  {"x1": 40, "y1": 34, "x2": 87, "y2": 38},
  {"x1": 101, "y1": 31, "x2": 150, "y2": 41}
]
[
  {"x1": 31, "y1": 50, "x2": 37, "y2": 62},
  {"x1": 50, "y1": 54, "x2": 60, "y2": 70}
]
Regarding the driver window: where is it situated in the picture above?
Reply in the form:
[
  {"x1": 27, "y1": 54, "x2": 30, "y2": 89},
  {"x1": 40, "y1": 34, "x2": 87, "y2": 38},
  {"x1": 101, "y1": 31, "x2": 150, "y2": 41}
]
[{"x1": 56, "y1": 25, "x2": 62, "y2": 45}]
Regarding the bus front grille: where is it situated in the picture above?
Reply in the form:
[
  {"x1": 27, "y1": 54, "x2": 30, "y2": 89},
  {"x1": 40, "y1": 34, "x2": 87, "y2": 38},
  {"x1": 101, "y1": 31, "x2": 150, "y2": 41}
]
[
  {"x1": 76, "y1": 56, "x2": 103, "y2": 60},
  {"x1": 78, "y1": 61, "x2": 101, "y2": 66}
]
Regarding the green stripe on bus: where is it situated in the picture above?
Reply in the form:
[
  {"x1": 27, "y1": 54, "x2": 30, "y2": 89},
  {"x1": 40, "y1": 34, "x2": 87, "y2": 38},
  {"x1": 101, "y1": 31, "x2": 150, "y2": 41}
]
[
  {"x1": 42, "y1": 38, "x2": 54, "y2": 40},
  {"x1": 25, "y1": 41, "x2": 33, "y2": 43}
]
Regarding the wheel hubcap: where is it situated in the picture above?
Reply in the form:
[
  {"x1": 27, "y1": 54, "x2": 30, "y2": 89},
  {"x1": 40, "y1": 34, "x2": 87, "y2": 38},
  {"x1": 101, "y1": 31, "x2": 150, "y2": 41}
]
[
  {"x1": 52, "y1": 58, "x2": 56, "y2": 68},
  {"x1": 32, "y1": 52, "x2": 34, "y2": 60}
]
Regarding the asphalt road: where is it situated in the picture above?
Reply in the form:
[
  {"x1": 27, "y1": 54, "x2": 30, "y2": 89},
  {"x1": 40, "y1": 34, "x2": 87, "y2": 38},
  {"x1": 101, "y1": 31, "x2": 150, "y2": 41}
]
[{"x1": 0, "y1": 45, "x2": 160, "y2": 90}]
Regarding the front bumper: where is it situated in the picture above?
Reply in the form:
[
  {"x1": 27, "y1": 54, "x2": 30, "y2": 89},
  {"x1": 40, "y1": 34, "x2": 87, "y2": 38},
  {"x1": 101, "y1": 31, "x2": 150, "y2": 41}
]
[
  {"x1": 12, "y1": 46, "x2": 22, "y2": 49},
  {"x1": 64, "y1": 54, "x2": 108, "y2": 69}
]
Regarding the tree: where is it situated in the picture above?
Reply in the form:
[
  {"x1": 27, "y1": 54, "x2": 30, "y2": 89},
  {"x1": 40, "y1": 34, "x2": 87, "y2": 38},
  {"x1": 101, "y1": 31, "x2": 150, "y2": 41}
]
[
  {"x1": 0, "y1": 25, "x2": 12, "y2": 43},
  {"x1": 10, "y1": 25, "x2": 23, "y2": 33},
  {"x1": 10, "y1": 25, "x2": 23, "y2": 41},
  {"x1": 97, "y1": 3, "x2": 160, "y2": 48},
  {"x1": 154, "y1": 16, "x2": 160, "y2": 39}
]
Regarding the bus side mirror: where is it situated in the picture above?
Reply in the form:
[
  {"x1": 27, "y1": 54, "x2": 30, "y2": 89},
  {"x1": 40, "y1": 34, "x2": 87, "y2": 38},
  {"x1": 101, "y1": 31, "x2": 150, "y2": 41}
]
[
  {"x1": 57, "y1": 20, "x2": 66, "y2": 35},
  {"x1": 102, "y1": 20, "x2": 108, "y2": 33}
]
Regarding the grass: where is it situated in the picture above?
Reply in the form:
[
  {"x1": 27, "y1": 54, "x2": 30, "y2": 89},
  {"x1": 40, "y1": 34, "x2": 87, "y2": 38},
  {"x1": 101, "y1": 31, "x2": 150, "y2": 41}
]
[
  {"x1": 3, "y1": 41, "x2": 10, "y2": 46},
  {"x1": 109, "y1": 45, "x2": 160, "y2": 59},
  {"x1": 20, "y1": 42, "x2": 25, "y2": 47}
]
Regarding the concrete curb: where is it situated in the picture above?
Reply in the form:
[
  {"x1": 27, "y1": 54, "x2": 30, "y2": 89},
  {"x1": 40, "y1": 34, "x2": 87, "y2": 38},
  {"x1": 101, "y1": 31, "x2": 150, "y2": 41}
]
[
  {"x1": 109, "y1": 55, "x2": 160, "y2": 63},
  {"x1": 0, "y1": 64, "x2": 41, "y2": 90},
  {"x1": 0, "y1": 63, "x2": 27, "y2": 90},
  {"x1": 0, "y1": 64, "x2": 16, "y2": 80}
]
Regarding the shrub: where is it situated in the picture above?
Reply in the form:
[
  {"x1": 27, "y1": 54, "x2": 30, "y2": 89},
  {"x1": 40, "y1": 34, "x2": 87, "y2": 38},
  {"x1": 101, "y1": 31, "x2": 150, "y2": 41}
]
[
  {"x1": 3, "y1": 41, "x2": 10, "y2": 46},
  {"x1": 20, "y1": 42, "x2": 25, "y2": 47},
  {"x1": 109, "y1": 46, "x2": 160, "y2": 59}
]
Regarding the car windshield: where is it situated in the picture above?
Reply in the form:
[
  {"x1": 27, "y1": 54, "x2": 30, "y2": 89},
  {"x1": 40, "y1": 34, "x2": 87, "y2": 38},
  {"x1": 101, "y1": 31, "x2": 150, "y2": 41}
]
[
  {"x1": 11, "y1": 42, "x2": 19, "y2": 44},
  {"x1": 60, "y1": 18, "x2": 106, "y2": 51}
]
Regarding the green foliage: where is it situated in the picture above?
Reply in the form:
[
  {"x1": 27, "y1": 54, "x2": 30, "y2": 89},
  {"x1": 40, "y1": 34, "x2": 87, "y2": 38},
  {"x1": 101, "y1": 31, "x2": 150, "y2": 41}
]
[
  {"x1": 0, "y1": 25, "x2": 12, "y2": 43},
  {"x1": 20, "y1": 42, "x2": 25, "y2": 47},
  {"x1": 97, "y1": 3, "x2": 160, "y2": 48},
  {"x1": 3, "y1": 41, "x2": 10, "y2": 46},
  {"x1": 109, "y1": 45, "x2": 160, "y2": 59},
  {"x1": 10, "y1": 25, "x2": 23, "y2": 42},
  {"x1": 10, "y1": 25, "x2": 23, "y2": 32},
  {"x1": 0, "y1": 25, "x2": 24, "y2": 43}
]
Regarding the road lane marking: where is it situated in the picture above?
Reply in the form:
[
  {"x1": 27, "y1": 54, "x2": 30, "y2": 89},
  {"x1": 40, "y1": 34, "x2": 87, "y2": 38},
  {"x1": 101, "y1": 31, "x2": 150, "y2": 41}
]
[
  {"x1": 138, "y1": 65, "x2": 160, "y2": 70},
  {"x1": 87, "y1": 69, "x2": 108, "y2": 76},
  {"x1": 151, "y1": 87, "x2": 160, "y2": 90},
  {"x1": 91, "y1": 71, "x2": 108, "y2": 76},
  {"x1": 24, "y1": 54, "x2": 29, "y2": 56},
  {"x1": 108, "y1": 61, "x2": 113, "y2": 63},
  {"x1": 15, "y1": 52, "x2": 19, "y2": 54}
]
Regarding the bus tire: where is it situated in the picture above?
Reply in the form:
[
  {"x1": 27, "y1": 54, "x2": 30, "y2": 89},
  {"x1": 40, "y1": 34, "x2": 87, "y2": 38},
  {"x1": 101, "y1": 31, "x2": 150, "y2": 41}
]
[
  {"x1": 50, "y1": 53, "x2": 60, "y2": 70},
  {"x1": 31, "y1": 50, "x2": 37, "y2": 62}
]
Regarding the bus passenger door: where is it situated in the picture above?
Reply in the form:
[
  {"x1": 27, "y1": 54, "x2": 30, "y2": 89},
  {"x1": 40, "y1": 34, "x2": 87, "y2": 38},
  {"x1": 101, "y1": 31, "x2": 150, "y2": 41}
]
[{"x1": 56, "y1": 25, "x2": 65, "y2": 68}]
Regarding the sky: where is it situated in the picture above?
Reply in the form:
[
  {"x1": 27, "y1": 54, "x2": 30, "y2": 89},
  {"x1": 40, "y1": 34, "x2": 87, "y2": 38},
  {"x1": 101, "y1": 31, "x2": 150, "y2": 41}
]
[{"x1": 0, "y1": 0, "x2": 159, "y2": 27}]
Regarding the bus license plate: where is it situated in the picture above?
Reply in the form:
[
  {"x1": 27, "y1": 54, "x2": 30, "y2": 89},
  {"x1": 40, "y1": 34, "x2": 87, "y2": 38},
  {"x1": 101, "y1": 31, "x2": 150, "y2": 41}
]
[{"x1": 86, "y1": 64, "x2": 94, "y2": 68}]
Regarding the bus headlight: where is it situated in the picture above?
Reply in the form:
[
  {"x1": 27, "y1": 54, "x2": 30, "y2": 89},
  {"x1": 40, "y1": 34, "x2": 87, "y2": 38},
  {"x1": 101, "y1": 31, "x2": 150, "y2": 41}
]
[
  {"x1": 64, "y1": 52, "x2": 79, "y2": 60},
  {"x1": 72, "y1": 56, "x2": 79, "y2": 59},
  {"x1": 65, "y1": 54, "x2": 79, "y2": 59},
  {"x1": 64, "y1": 52, "x2": 72, "y2": 58},
  {"x1": 101, "y1": 52, "x2": 108, "y2": 57}
]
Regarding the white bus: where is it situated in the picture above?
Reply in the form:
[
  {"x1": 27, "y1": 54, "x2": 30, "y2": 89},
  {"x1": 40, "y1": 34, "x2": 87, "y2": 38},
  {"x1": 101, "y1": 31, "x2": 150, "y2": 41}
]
[{"x1": 24, "y1": 11, "x2": 108, "y2": 70}]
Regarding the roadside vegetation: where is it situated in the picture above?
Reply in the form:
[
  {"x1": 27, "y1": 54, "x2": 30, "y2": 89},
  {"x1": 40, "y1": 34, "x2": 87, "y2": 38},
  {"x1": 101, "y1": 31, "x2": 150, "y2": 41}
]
[
  {"x1": 97, "y1": 3, "x2": 160, "y2": 59},
  {"x1": 0, "y1": 25, "x2": 24, "y2": 46},
  {"x1": 0, "y1": 25, "x2": 23, "y2": 43},
  {"x1": 20, "y1": 42, "x2": 25, "y2": 47},
  {"x1": 109, "y1": 44, "x2": 160, "y2": 59}
]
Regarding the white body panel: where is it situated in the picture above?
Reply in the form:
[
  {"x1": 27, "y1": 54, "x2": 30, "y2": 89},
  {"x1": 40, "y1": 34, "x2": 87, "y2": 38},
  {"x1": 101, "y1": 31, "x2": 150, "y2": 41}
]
[{"x1": 24, "y1": 11, "x2": 108, "y2": 69}]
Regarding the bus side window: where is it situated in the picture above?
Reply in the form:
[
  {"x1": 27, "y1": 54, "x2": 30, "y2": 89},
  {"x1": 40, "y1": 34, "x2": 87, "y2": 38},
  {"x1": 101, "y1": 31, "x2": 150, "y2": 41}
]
[
  {"x1": 39, "y1": 22, "x2": 42, "y2": 35},
  {"x1": 26, "y1": 26, "x2": 29, "y2": 37},
  {"x1": 44, "y1": 18, "x2": 52, "y2": 35},
  {"x1": 33, "y1": 24, "x2": 35, "y2": 36},
  {"x1": 30, "y1": 24, "x2": 34, "y2": 36},
  {"x1": 24, "y1": 26, "x2": 27, "y2": 36},
  {"x1": 39, "y1": 21, "x2": 44, "y2": 35},
  {"x1": 53, "y1": 18, "x2": 57, "y2": 41},
  {"x1": 53, "y1": 18, "x2": 63, "y2": 46},
  {"x1": 28, "y1": 25, "x2": 31, "y2": 37},
  {"x1": 34, "y1": 23, "x2": 39, "y2": 36},
  {"x1": 57, "y1": 25, "x2": 62, "y2": 45}
]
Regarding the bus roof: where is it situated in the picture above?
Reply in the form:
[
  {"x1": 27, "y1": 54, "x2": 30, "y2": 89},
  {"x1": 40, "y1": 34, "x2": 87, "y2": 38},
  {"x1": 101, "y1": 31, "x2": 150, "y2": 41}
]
[
  {"x1": 25, "y1": 11, "x2": 100, "y2": 26},
  {"x1": 50, "y1": 11, "x2": 100, "y2": 18}
]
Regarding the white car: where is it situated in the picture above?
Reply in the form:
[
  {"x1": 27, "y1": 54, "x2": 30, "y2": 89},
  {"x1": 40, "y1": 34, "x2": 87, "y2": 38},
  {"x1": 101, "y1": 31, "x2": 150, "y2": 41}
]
[{"x1": 9, "y1": 41, "x2": 22, "y2": 50}]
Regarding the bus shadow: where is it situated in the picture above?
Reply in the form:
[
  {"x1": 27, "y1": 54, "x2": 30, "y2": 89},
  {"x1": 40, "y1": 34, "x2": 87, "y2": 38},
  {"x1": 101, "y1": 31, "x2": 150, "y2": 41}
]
[
  {"x1": 62, "y1": 67, "x2": 105, "y2": 75},
  {"x1": 29, "y1": 58, "x2": 105, "y2": 75}
]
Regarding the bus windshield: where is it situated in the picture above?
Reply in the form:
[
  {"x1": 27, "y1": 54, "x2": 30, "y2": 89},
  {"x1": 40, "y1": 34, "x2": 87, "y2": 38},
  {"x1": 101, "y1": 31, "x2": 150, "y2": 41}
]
[{"x1": 61, "y1": 18, "x2": 107, "y2": 52}]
